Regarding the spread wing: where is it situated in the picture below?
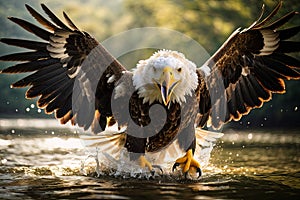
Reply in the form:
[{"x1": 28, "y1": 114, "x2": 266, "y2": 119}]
[
  {"x1": 197, "y1": 2, "x2": 300, "y2": 129},
  {"x1": 0, "y1": 4, "x2": 129, "y2": 133}
]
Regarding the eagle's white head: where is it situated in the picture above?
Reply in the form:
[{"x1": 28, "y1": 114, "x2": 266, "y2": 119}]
[{"x1": 132, "y1": 50, "x2": 198, "y2": 106}]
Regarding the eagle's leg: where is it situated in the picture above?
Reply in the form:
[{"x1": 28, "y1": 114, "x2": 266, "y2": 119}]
[
  {"x1": 132, "y1": 154, "x2": 162, "y2": 175},
  {"x1": 125, "y1": 135, "x2": 162, "y2": 174},
  {"x1": 172, "y1": 149, "x2": 202, "y2": 178},
  {"x1": 138, "y1": 155, "x2": 153, "y2": 171},
  {"x1": 137, "y1": 155, "x2": 162, "y2": 175},
  {"x1": 172, "y1": 127, "x2": 202, "y2": 177}
]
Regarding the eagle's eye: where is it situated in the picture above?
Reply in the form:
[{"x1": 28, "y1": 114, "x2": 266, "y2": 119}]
[{"x1": 177, "y1": 68, "x2": 182, "y2": 72}]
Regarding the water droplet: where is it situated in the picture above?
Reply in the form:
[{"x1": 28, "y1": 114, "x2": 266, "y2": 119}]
[
  {"x1": 30, "y1": 104, "x2": 35, "y2": 108},
  {"x1": 15, "y1": 109, "x2": 19, "y2": 112},
  {"x1": 26, "y1": 107, "x2": 30, "y2": 112},
  {"x1": 1, "y1": 159, "x2": 7, "y2": 164},
  {"x1": 37, "y1": 109, "x2": 42, "y2": 113},
  {"x1": 6, "y1": 101, "x2": 10, "y2": 105},
  {"x1": 248, "y1": 133, "x2": 253, "y2": 140},
  {"x1": 247, "y1": 121, "x2": 251, "y2": 125},
  {"x1": 295, "y1": 106, "x2": 298, "y2": 112},
  {"x1": 51, "y1": 131, "x2": 55, "y2": 135},
  {"x1": 11, "y1": 129, "x2": 15, "y2": 134},
  {"x1": 264, "y1": 117, "x2": 267, "y2": 121}
]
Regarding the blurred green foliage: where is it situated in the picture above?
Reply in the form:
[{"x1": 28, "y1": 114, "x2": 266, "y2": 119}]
[{"x1": 0, "y1": 0, "x2": 299, "y2": 128}]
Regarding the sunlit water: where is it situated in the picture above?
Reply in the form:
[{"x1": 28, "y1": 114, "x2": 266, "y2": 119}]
[{"x1": 0, "y1": 119, "x2": 299, "y2": 199}]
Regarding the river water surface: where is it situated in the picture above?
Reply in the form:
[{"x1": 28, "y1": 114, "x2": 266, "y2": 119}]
[{"x1": 0, "y1": 119, "x2": 299, "y2": 199}]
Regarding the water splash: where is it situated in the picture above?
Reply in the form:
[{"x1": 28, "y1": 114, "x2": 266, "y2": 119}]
[{"x1": 79, "y1": 140, "x2": 221, "y2": 180}]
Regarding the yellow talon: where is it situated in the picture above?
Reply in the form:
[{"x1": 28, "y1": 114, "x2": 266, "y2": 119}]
[
  {"x1": 139, "y1": 155, "x2": 153, "y2": 171},
  {"x1": 138, "y1": 156, "x2": 163, "y2": 175},
  {"x1": 173, "y1": 149, "x2": 202, "y2": 177}
]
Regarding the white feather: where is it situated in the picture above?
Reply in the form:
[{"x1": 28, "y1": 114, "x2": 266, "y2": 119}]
[
  {"x1": 47, "y1": 45, "x2": 66, "y2": 54},
  {"x1": 194, "y1": 128, "x2": 224, "y2": 167},
  {"x1": 107, "y1": 75, "x2": 116, "y2": 83},
  {"x1": 68, "y1": 67, "x2": 80, "y2": 79},
  {"x1": 114, "y1": 82, "x2": 126, "y2": 99},
  {"x1": 80, "y1": 123, "x2": 127, "y2": 158},
  {"x1": 200, "y1": 64, "x2": 211, "y2": 77},
  {"x1": 50, "y1": 35, "x2": 67, "y2": 44},
  {"x1": 49, "y1": 52, "x2": 68, "y2": 59},
  {"x1": 132, "y1": 50, "x2": 198, "y2": 105},
  {"x1": 258, "y1": 29, "x2": 279, "y2": 56}
]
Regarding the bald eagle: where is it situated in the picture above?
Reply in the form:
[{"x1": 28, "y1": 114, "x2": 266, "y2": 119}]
[{"x1": 1, "y1": 2, "x2": 300, "y2": 177}]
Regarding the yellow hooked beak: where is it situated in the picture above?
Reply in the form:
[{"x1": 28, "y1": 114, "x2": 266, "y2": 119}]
[{"x1": 153, "y1": 66, "x2": 180, "y2": 106}]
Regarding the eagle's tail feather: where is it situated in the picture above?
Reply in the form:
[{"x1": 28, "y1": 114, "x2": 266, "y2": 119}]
[
  {"x1": 80, "y1": 123, "x2": 127, "y2": 158},
  {"x1": 195, "y1": 128, "x2": 224, "y2": 147},
  {"x1": 194, "y1": 128, "x2": 223, "y2": 167}
]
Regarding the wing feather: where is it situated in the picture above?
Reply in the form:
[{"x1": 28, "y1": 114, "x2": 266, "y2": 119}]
[
  {"x1": 0, "y1": 38, "x2": 48, "y2": 50},
  {"x1": 38, "y1": 80, "x2": 73, "y2": 108},
  {"x1": 252, "y1": 1, "x2": 282, "y2": 28},
  {"x1": 197, "y1": 2, "x2": 300, "y2": 129},
  {"x1": 55, "y1": 99, "x2": 72, "y2": 119},
  {"x1": 63, "y1": 11, "x2": 80, "y2": 30},
  {"x1": 8, "y1": 17, "x2": 52, "y2": 41},
  {"x1": 278, "y1": 26, "x2": 300, "y2": 40},
  {"x1": 25, "y1": 4, "x2": 57, "y2": 31},
  {"x1": 238, "y1": 77, "x2": 255, "y2": 107},
  {"x1": 0, "y1": 51, "x2": 50, "y2": 61},
  {"x1": 12, "y1": 63, "x2": 63, "y2": 87},
  {"x1": 263, "y1": 57, "x2": 300, "y2": 79},
  {"x1": 263, "y1": 11, "x2": 298, "y2": 30},
  {"x1": 276, "y1": 41, "x2": 300, "y2": 53},
  {"x1": 268, "y1": 53, "x2": 300, "y2": 69},
  {"x1": 0, "y1": 4, "x2": 129, "y2": 134},
  {"x1": 1, "y1": 59, "x2": 58, "y2": 74},
  {"x1": 40, "y1": 3, "x2": 73, "y2": 32}
]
